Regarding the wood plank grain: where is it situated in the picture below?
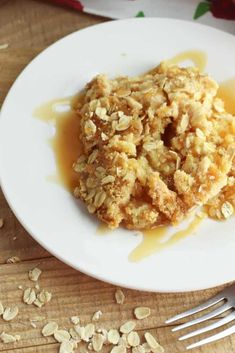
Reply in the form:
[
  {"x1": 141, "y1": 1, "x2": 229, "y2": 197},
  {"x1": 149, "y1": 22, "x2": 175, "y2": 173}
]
[
  {"x1": 0, "y1": 49, "x2": 40, "y2": 105},
  {"x1": 0, "y1": 1, "x2": 106, "y2": 105},
  {"x1": 0, "y1": 0, "x2": 106, "y2": 48},
  {"x1": 0, "y1": 190, "x2": 50, "y2": 263},
  {"x1": 0, "y1": 258, "x2": 232, "y2": 353}
]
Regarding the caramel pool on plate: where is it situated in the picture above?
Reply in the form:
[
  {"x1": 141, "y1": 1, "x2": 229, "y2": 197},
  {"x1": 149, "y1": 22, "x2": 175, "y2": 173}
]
[
  {"x1": 166, "y1": 50, "x2": 207, "y2": 72},
  {"x1": 34, "y1": 95, "x2": 82, "y2": 192},
  {"x1": 129, "y1": 214, "x2": 205, "y2": 262},
  {"x1": 218, "y1": 79, "x2": 235, "y2": 116}
]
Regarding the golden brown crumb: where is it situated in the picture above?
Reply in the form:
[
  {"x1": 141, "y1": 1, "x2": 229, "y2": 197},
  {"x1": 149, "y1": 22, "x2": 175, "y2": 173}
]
[
  {"x1": 205, "y1": 165, "x2": 235, "y2": 220},
  {"x1": 73, "y1": 63, "x2": 235, "y2": 229}
]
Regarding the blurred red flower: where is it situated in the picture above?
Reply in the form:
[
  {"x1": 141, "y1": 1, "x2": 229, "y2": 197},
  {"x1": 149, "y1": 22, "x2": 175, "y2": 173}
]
[
  {"x1": 211, "y1": 0, "x2": 235, "y2": 19},
  {"x1": 46, "y1": 0, "x2": 84, "y2": 11}
]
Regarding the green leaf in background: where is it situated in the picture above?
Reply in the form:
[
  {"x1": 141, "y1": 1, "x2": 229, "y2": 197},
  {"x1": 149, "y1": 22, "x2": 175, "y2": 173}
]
[
  {"x1": 135, "y1": 11, "x2": 145, "y2": 18},
  {"x1": 193, "y1": 1, "x2": 211, "y2": 20}
]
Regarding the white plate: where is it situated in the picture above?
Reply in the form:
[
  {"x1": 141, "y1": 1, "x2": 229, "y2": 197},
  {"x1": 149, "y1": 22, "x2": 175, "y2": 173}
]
[{"x1": 1, "y1": 18, "x2": 235, "y2": 292}]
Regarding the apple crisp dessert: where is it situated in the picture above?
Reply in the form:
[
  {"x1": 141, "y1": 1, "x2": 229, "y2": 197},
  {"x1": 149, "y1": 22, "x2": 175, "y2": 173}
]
[{"x1": 73, "y1": 63, "x2": 235, "y2": 229}]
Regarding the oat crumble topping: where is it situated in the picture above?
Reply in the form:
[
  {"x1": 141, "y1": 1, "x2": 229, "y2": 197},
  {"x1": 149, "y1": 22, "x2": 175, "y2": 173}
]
[{"x1": 73, "y1": 63, "x2": 235, "y2": 228}]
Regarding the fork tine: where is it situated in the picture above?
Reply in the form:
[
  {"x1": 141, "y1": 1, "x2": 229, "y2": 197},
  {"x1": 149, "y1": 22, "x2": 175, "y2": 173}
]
[
  {"x1": 165, "y1": 294, "x2": 224, "y2": 324},
  {"x1": 179, "y1": 311, "x2": 235, "y2": 340},
  {"x1": 172, "y1": 302, "x2": 231, "y2": 332},
  {"x1": 186, "y1": 324, "x2": 235, "y2": 350}
]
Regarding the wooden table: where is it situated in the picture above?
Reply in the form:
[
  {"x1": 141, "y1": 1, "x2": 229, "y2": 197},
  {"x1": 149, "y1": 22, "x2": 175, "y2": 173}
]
[{"x1": 0, "y1": 1, "x2": 234, "y2": 352}]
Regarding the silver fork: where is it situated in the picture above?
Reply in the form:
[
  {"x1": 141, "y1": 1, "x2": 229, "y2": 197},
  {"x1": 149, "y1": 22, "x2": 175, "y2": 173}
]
[{"x1": 165, "y1": 283, "x2": 235, "y2": 349}]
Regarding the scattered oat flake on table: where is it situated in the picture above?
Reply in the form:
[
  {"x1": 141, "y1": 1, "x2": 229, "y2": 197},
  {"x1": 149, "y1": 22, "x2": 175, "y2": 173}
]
[
  {"x1": 132, "y1": 346, "x2": 145, "y2": 353},
  {"x1": 37, "y1": 289, "x2": 52, "y2": 304},
  {"x1": 83, "y1": 323, "x2": 95, "y2": 342},
  {"x1": 23, "y1": 287, "x2": 36, "y2": 305},
  {"x1": 71, "y1": 340, "x2": 78, "y2": 349},
  {"x1": 144, "y1": 333, "x2": 164, "y2": 353},
  {"x1": 88, "y1": 342, "x2": 93, "y2": 350},
  {"x1": 0, "y1": 332, "x2": 20, "y2": 343},
  {"x1": 70, "y1": 315, "x2": 80, "y2": 325},
  {"x1": 115, "y1": 289, "x2": 125, "y2": 304},
  {"x1": 3, "y1": 306, "x2": 19, "y2": 321},
  {"x1": 110, "y1": 345, "x2": 127, "y2": 353},
  {"x1": 42, "y1": 322, "x2": 58, "y2": 337},
  {"x1": 92, "y1": 310, "x2": 103, "y2": 321},
  {"x1": 6, "y1": 256, "x2": 21, "y2": 263},
  {"x1": 118, "y1": 334, "x2": 129, "y2": 348},
  {"x1": 0, "y1": 218, "x2": 4, "y2": 228},
  {"x1": 120, "y1": 321, "x2": 136, "y2": 334},
  {"x1": 59, "y1": 340, "x2": 74, "y2": 353},
  {"x1": 99, "y1": 328, "x2": 108, "y2": 344},
  {"x1": 92, "y1": 333, "x2": 105, "y2": 351},
  {"x1": 142, "y1": 343, "x2": 151, "y2": 353},
  {"x1": 54, "y1": 329, "x2": 71, "y2": 343},
  {"x1": 74, "y1": 324, "x2": 85, "y2": 339},
  {"x1": 33, "y1": 298, "x2": 44, "y2": 308},
  {"x1": 134, "y1": 307, "x2": 151, "y2": 320},
  {"x1": 127, "y1": 331, "x2": 140, "y2": 347},
  {"x1": 30, "y1": 321, "x2": 37, "y2": 328},
  {"x1": 69, "y1": 327, "x2": 81, "y2": 341},
  {"x1": 29, "y1": 267, "x2": 42, "y2": 281},
  {"x1": 0, "y1": 43, "x2": 8, "y2": 50},
  {"x1": 108, "y1": 329, "x2": 120, "y2": 344}
]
